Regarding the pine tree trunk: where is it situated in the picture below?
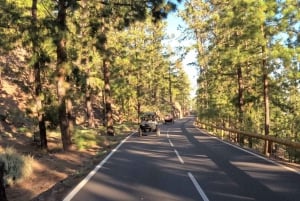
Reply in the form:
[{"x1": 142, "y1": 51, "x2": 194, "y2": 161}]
[
  {"x1": 263, "y1": 70, "x2": 270, "y2": 154},
  {"x1": 0, "y1": 161, "x2": 7, "y2": 201},
  {"x1": 261, "y1": 25, "x2": 270, "y2": 155},
  {"x1": 38, "y1": 111, "x2": 47, "y2": 149},
  {"x1": 194, "y1": 29, "x2": 209, "y2": 110},
  {"x1": 103, "y1": 59, "x2": 114, "y2": 136},
  {"x1": 34, "y1": 47, "x2": 47, "y2": 150},
  {"x1": 0, "y1": 70, "x2": 2, "y2": 89},
  {"x1": 58, "y1": 98, "x2": 73, "y2": 150},
  {"x1": 168, "y1": 65, "x2": 173, "y2": 117},
  {"x1": 86, "y1": 90, "x2": 95, "y2": 128},
  {"x1": 81, "y1": 2, "x2": 95, "y2": 129},
  {"x1": 237, "y1": 65, "x2": 244, "y2": 145},
  {"x1": 102, "y1": 89, "x2": 106, "y2": 126},
  {"x1": 57, "y1": 0, "x2": 73, "y2": 150},
  {"x1": 136, "y1": 48, "x2": 141, "y2": 125},
  {"x1": 137, "y1": 91, "x2": 141, "y2": 122},
  {"x1": 32, "y1": 0, "x2": 47, "y2": 150}
]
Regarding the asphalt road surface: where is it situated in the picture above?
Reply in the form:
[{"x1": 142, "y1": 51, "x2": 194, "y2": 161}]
[{"x1": 64, "y1": 117, "x2": 300, "y2": 201}]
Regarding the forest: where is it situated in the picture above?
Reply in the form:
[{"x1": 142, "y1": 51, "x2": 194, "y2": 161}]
[
  {"x1": 0, "y1": 0, "x2": 190, "y2": 200},
  {"x1": 180, "y1": 0, "x2": 300, "y2": 158},
  {"x1": 0, "y1": 0, "x2": 299, "y2": 200}
]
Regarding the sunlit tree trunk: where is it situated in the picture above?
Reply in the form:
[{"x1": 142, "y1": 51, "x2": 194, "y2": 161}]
[
  {"x1": 263, "y1": 66, "x2": 271, "y2": 154},
  {"x1": 261, "y1": 25, "x2": 270, "y2": 155},
  {"x1": 103, "y1": 59, "x2": 114, "y2": 135},
  {"x1": 263, "y1": 64, "x2": 270, "y2": 154}
]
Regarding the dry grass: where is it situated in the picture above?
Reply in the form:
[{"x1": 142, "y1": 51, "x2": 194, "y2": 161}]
[
  {"x1": 0, "y1": 147, "x2": 33, "y2": 186},
  {"x1": 0, "y1": 124, "x2": 132, "y2": 201}
]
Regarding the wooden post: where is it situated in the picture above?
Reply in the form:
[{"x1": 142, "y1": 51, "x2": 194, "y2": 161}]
[{"x1": 0, "y1": 161, "x2": 7, "y2": 201}]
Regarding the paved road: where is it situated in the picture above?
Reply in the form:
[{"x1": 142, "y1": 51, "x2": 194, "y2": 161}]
[{"x1": 64, "y1": 117, "x2": 300, "y2": 201}]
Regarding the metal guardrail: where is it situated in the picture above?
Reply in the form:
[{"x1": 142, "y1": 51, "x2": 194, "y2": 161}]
[{"x1": 195, "y1": 121, "x2": 300, "y2": 149}]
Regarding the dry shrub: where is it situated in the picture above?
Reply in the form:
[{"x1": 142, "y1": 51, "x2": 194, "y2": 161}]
[{"x1": 0, "y1": 147, "x2": 33, "y2": 186}]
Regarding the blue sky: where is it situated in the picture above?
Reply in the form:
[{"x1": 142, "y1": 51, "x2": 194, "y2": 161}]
[{"x1": 164, "y1": 9, "x2": 198, "y2": 98}]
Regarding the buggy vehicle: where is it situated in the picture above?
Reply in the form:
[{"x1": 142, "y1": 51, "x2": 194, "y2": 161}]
[
  {"x1": 164, "y1": 114, "x2": 174, "y2": 124},
  {"x1": 139, "y1": 112, "x2": 158, "y2": 132}
]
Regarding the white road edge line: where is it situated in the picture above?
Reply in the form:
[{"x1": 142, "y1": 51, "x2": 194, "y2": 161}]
[
  {"x1": 188, "y1": 172, "x2": 210, "y2": 201},
  {"x1": 197, "y1": 128, "x2": 300, "y2": 175},
  {"x1": 174, "y1": 149, "x2": 184, "y2": 164},
  {"x1": 63, "y1": 132, "x2": 134, "y2": 201}
]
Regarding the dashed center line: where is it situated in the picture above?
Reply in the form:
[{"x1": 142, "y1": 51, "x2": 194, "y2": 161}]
[
  {"x1": 168, "y1": 139, "x2": 174, "y2": 147},
  {"x1": 167, "y1": 127, "x2": 209, "y2": 201},
  {"x1": 188, "y1": 172, "x2": 210, "y2": 201},
  {"x1": 167, "y1": 128, "x2": 184, "y2": 164}
]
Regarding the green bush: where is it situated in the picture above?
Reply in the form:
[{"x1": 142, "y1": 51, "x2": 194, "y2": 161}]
[
  {"x1": 0, "y1": 147, "x2": 33, "y2": 186},
  {"x1": 44, "y1": 104, "x2": 59, "y2": 128},
  {"x1": 73, "y1": 123, "x2": 135, "y2": 151},
  {"x1": 287, "y1": 148, "x2": 300, "y2": 163},
  {"x1": 18, "y1": 126, "x2": 29, "y2": 133},
  {"x1": 114, "y1": 121, "x2": 137, "y2": 134},
  {"x1": 73, "y1": 128, "x2": 98, "y2": 150}
]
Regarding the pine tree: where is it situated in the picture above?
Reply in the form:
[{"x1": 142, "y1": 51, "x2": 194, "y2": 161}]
[
  {"x1": 55, "y1": 0, "x2": 79, "y2": 150},
  {"x1": 31, "y1": 0, "x2": 48, "y2": 150}
]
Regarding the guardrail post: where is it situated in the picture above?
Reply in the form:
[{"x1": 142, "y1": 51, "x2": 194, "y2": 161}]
[{"x1": 156, "y1": 126, "x2": 160, "y2": 136}]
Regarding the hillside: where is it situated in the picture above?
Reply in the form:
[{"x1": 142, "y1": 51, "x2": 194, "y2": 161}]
[{"x1": 0, "y1": 72, "x2": 131, "y2": 201}]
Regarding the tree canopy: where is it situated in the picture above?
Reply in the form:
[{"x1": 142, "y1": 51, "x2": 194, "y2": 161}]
[
  {"x1": 0, "y1": 0, "x2": 190, "y2": 150},
  {"x1": 180, "y1": 0, "x2": 300, "y2": 154}
]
